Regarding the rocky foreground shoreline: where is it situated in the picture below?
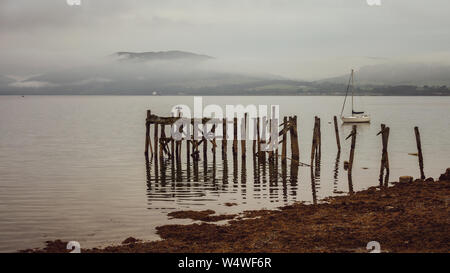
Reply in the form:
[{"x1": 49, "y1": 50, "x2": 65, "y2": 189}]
[{"x1": 22, "y1": 168, "x2": 450, "y2": 253}]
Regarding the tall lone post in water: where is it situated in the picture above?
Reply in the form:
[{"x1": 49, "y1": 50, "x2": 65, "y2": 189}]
[
  {"x1": 145, "y1": 110, "x2": 152, "y2": 157},
  {"x1": 378, "y1": 124, "x2": 390, "y2": 187},
  {"x1": 333, "y1": 116, "x2": 341, "y2": 152},
  {"x1": 414, "y1": 126, "x2": 425, "y2": 179},
  {"x1": 317, "y1": 117, "x2": 321, "y2": 158},
  {"x1": 346, "y1": 125, "x2": 357, "y2": 194}
]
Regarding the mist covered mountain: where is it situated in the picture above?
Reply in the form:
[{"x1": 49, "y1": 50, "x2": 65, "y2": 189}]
[
  {"x1": 318, "y1": 63, "x2": 450, "y2": 86},
  {"x1": 0, "y1": 75, "x2": 14, "y2": 85},
  {"x1": 0, "y1": 51, "x2": 449, "y2": 95},
  {"x1": 114, "y1": 51, "x2": 213, "y2": 62},
  {"x1": 0, "y1": 50, "x2": 277, "y2": 95}
]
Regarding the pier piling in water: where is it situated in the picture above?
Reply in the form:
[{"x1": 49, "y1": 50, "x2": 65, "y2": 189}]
[
  {"x1": 378, "y1": 124, "x2": 390, "y2": 187},
  {"x1": 346, "y1": 125, "x2": 357, "y2": 194},
  {"x1": 333, "y1": 116, "x2": 341, "y2": 152},
  {"x1": 414, "y1": 126, "x2": 425, "y2": 179},
  {"x1": 233, "y1": 117, "x2": 238, "y2": 157},
  {"x1": 145, "y1": 110, "x2": 152, "y2": 157}
]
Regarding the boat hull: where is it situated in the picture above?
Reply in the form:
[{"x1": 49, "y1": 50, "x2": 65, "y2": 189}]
[{"x1": 341, "y1": 115, "x2": 371, "y2": 123}]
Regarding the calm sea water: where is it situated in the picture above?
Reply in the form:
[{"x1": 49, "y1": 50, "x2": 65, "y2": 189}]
[{"x1": 0, "y1": 96, "x2": 449, "y2": 252}]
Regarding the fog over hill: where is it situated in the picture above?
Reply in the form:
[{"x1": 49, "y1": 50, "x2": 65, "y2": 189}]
[
  {"x1": 318, "y1": 63, "x2": 450, "y2": 86},
  {"x1": 0, "y1": 51, "x2": 449, "y2": 96},
  {"x1": 115, "y1": 51, "x2": 213, "y2": 63}
]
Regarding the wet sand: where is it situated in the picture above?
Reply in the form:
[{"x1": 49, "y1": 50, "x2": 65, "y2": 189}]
[{"x1": 21, "y1": 170, "x2": 450, "y2": 253}]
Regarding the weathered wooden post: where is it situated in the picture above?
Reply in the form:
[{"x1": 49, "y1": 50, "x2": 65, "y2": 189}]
[
  {"x1": 414, "y1": 126, "x2": 425, "y2": 179},
  {"x1": 377, "y1": 124, "x2": 390, "y2": 187},
  {"x1": 257, "y1": 117, "x2": 261, "y2": 156},
  {"x1": 314, "y1": 117, "x2": 320, "y2": 160},
  {"x1": 222, "y1": 118, "x2": 227, "y2": 158},
  {"x1": 317, "y1": 117, "x2": 321, "y2": 158},
  {"x1": 310, "y1": 117, "x2": 318, "y2": 167},
  {"x1": 145, "y1": 110, "x2": 153, "y2": 157},
  {"x1": 175, "y1": 113, "x2": 182, "y2": 162},
  {"x1": 333, "y1": 115, "x2": 341, "y2": 152},
  {"x1": 281, "y1": 116, "x2": 287, "y2": 164},
  {"x1": 241, "y1": 114, "x2": 247, "y2": 158},
  {"x1": 383, "y1": 127, "x2": 390, "y2": 186},
  {"x1": 346, "y1": 125, "x2": 357, "y2": 193},
  {"x1": 211, "y1": 123, "x2": 217, "y2": 155},
  {"x1": 290, "y1": 116, "x2": 300, "y2": 161},
  {"x1": 154, "y1": 121, "x2": 159, "y2": 161},
  {"x1": 233, "y1": 117, "x2": 238, "y2": 157},
  {"x1": 186, "y1": 122, "x2": 191, "y2": 164},
  {"x1": 203, "y1": 124, "x2": 208, "y2": 162},
  {"x1": 253, "y1": 117, "x2": 257, "y2": 157}
]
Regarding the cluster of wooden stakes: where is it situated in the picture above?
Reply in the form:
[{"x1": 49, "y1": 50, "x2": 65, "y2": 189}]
[{"x1": 144, "y1": 110, "x2": 427, "y2": 193}]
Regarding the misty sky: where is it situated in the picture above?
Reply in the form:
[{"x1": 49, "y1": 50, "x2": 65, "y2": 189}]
[{"x1": 1, "y1": 0, "x2": 449, "y2": 80}]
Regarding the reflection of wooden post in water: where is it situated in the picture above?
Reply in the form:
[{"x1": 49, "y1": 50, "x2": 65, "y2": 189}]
[
  {"x1": 170, "y1": 122, "x2": 175, "y2": 159},
  {"x1": 222, "y1": 118, "x2": 227, "y2": 159},
  {"x1": 233, "y1": 117, "x2": 238, "y2": 157},
  {"x1": 333, "y1": 116, "x2": 341, "y2": 152},
  {"x1": 145, "y1": 110, "x2": 153, "y2": 157},
  {"x1": 222, "y1": 158, "x2": 229, "y2": 188},
  {"x1": 154, "y1": 156, "x2": 159, "y2": 184},
  {"x1": 159, "y1": 124, "x2": 165, "y2": 158},
  {"x1": 232, "y1": 150, "x2": 238, "y2": 188},
  {"x1": 241, "y1": 114, "x2": 247, "y2": 158},
  {"x1": 145, "y1": 155, "x2": 151, "y2": 188},
  {"x1": 310, "y1": 166, "x2": 317, "y2": 205},
  {"x1": 414, "y1": 126, "x2": 425, "y2": 179},
  {"x1": 241, "y1": 156, "x2": 247, "y2": 198},
  {"x1": 346, "y1": 125, "x2": 357, "y2": 194},
  {"x1": 333, "y1": 151, "x2": 341, "y2": 192},
  {"x1": 290, "y1": 159, "x2": 299, "y2": 197},
  {"x1": 193, "y1": 154, "x2": 199, "y2": 182}
]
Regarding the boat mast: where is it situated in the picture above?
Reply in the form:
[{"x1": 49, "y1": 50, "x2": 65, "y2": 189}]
[
  {"x1": 340, "y1": 69, "x2": 353, "y2": 118},
  {"x1": 351, "y1": 69, "x2": 354, "y2": 115}
]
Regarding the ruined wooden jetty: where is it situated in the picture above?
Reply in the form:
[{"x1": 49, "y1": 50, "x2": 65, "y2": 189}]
[
  {"x1": 144, "y1": 111, "x2": 301, "y2": 164},
  {"x1": 144, "y1": 110, "x2": 428, "y2": 192}
]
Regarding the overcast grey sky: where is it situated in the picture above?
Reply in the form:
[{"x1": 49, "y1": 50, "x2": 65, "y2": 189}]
[{"x1": 1, "y1": 0, "x2": 449, "y2": 80}]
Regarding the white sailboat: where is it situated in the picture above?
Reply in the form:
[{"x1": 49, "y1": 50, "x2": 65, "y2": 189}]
[{"x1": 340, "y1": 69, "x2": 370, "y2": 123}]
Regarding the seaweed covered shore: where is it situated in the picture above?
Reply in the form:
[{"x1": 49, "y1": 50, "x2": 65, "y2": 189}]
[{"x1": 22, "y1": 169, "x2": 450, "y2": 253}]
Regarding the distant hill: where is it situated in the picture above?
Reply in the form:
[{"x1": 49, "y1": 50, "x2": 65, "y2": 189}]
[
  {"x1": 0, "y1": 52, "x2": 449, "y2": 95},
  {"x1": 0, "y1": 75, "x2": 14, "y2": 85},
  {"x1": 318, "y1": 63, "x2": 450, "y2": 86},
  {"x1": 114, "y1": 50, "x2": 213, "y2": 62}
]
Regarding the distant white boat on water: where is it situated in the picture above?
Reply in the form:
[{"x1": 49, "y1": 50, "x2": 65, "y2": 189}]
[{"x1": 340, "y1": 69, "x2": 370, "y2": 123}]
